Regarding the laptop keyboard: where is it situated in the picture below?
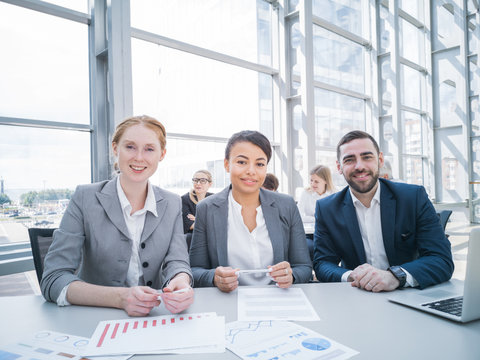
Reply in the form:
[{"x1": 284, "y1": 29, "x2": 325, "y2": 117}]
[{"x1": 422, "y1": 296, "x2": 463, "y2": 317}]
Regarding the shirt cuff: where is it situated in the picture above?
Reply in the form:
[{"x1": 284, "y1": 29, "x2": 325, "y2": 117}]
[
  {"x1": 402, "y1": 267, "x2": 419, "y2": 288},
  {"x1": 56, "y1": 284, "x2": 72, "y2": 306},
  {"x1": 341, "y1": 270, "x2": 352, "y2": 282}
]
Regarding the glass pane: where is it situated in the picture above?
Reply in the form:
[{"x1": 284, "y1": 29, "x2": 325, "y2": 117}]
[
  {"x1": 131, "y1": 39, "x2": 273, "y2": 140},
  {"x1": 433, "y1": 49, "x2": 462, "y2": 127},
  {"x1": 290, "y1": 21, "x2": 301, "y2": 80},
  {"x1": 433, "y1": 1, "x2": 461, "y2": 51},
  {"x1": 151, "y1": 138, "x2": 228, "y2": 195},
  {"x1": 288, "y1": 0, "x2": 300, "y2": 13},
  {"x1": 39, "y1": 0, "x2": 87, "y2": 13},
  {"x1": 403, "y1": 156, "x2": 423, "y2": 185},
  {"x1": 313, "y1": 26, "x2": 365, "y2": 93},
  {"x1": 402, "y1": 111, "x2": 422, "y2": 155},
  {"x1": 470, "y1": 56, "x2": 479, "y2": 96},
  {"x1": 468, "y1": 16, "x2": 477, "y2": 54},
  {"x1": 314, "y1": 88, "x2": 365, "y2": 148},
  {"x1": 472, "y1": 137, "x2": 480, "y2": 183},
  {"x1": 0, "y1": 125, "x2": 91, "y2": 243},
  {"x1": 379, "y1": 4, "x2": 391, "y2": 54},
  {"x1": 313, "y1": 0, "x2": 363, "y2": 36},
  {"x1": 399, "y1": 18, "x2": 424, "y2": 66},
  {"x1": 468, "y1": 0, "x2": 478, "y2": 14},
  {"x1": 380, "y1": 56, "x2": 394, "y2": 115},
  {"x1": 399, "y1": 0, "x2": 424, "y2": 21},
  {"x1": 400, "y1": 65, "x2": 424, "y2": 110},
  {"x1": 0, "y1": 3, "x2": 90, "y2": 124},
  {"x1": 472, "y1": 97, "x2": 480, "y2": 136},
  {"x1": 130, "y1": 0, "x2": 272, "y2": 66}
]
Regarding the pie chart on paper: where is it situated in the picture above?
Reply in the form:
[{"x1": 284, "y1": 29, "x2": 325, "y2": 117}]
[{"x1": 301, "y1": 338, "x2": 331, "y2": 351}]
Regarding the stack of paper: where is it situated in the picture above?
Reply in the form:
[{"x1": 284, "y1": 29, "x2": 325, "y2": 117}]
[{"x1": 83, "y1": 312, "x2": 225, "y2": 356}]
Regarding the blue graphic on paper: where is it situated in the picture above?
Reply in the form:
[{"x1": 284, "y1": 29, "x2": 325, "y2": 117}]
[{"x1": 301, "y1": 338, "x2": 331, "y2": 351}]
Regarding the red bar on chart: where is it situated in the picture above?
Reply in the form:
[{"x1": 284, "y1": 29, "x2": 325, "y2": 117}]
[
  {"x1": 111, "y1": 323, "x2": 119, "y2": 339},
  {"x1": 171, "y1": 318, "x2": 175, "y2": 324},
  {"x1": 188, "y1": 316, "x2": 192, "y2": 320},
  {"x1": 153, "y1": 320, "x2": 157, "y2": 327},
  {"x1": 162, "y1": 319, "x2": 166, "y2": 325},
  {"x1": 143, "y1": 321, "x2": 148, "y2": 328},
  {"x1": 96, "y1": 324, "x2": 110, "y2": 347},
  {"x1": 123, "y1": 323, "x2": 129, "y2": 333},
  {"x1": 133, "y1": 321, "x2": 138, "y2": 329},
  {"x1": 180, "y1": 317, "x2": 184, "y2": 321}
]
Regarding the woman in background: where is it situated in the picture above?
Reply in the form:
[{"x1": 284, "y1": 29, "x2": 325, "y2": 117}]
[
  {"x1": 190, "y1": 130, "x2": 312, "y2": 292},
  {"x1": 41, "y1": 115, "x2": 194, "y2": 316},
  {"x1": 297, "y1": 165, "x2": 336, "y2": 259},
  {"x1": 182, "y1": 169, "x2": 213, "y2": 249}
]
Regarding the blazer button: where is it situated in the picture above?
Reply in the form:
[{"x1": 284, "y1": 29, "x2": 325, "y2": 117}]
[
  {"x1": 146, "y1": 281, "x2": 152, "y2": 286},
  {"x1": 141, "y1": 243, "x2": 146, "y2": 249},
  {"x1": 142, "y1": 262, "x2": 149, "y2": 268}
]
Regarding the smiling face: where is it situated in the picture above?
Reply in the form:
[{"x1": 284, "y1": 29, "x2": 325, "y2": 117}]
[
  {"x1": 224, "y1": 141, "x2": 268, "y2": 199},
  {"x1": 337, "y1": 138, "x2": 384, "y2": 197},
  {"x1": 112, "y1": 124, "x2": 166, "y2": 188},
  {"x1": 310, "y1": 174, "x2": 327, "y2": 195}
]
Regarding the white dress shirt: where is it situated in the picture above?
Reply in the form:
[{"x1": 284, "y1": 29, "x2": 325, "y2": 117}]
[
  {"x1": 227, "y1": 191, "x2": 273, "y2": 286},
  {"x1": 56, "y1": 177, "x2": 157, "y2": 306},
  {"x1": 298, "y1": 189, "x2": 333, "y2": 223},
  {"x1": 341, "y1": 183, "x2": 418, "y2": 287}
]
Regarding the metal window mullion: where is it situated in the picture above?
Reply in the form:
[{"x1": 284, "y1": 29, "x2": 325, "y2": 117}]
[
  {"x1": 0, "y1": 116, "x2": 92, "y2": 132},
  {"x1": 131, "y1": 28, "x2": 278, "y2": 76},
  {"x1": 313, "y1": 81, "x2": 371, "y2": 101},
  {"x1": 2, "y1": 0, "x2": 90, "y2": 24},
  {"x1": 312, "y1": 14, "x2": 371, "y2": 48}
]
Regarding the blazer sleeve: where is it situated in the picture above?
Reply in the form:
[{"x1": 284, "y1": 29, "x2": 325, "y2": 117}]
[
  {"x1": 161, "y1": 196, "x2": 193, "y2": 287},
  {"x1": 41, "y1": 186, "x2": 86, "y2": 302},
  {"x1": 189, "y1": 201, "x2": 216, "y2": 287},
  {"x1": 181, "y1": 194, "x2": 194, "y2": 234},
  {"x1": 313, "y1": 199, "x2": 349, "y2": 282},
  {"x1": 287, "y1": 199, "x2": 313, "y2": 283},
  {"x1": 400, "y1": 186, "x2": 454, "y2": 289}
]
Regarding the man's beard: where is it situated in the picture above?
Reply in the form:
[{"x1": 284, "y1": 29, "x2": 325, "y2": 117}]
[{"x1": 346, "y1": 169, "x2": 379, "y2": 194}]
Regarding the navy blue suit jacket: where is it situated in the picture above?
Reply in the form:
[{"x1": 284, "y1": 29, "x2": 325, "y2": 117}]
[{"x1": 313, "y1": 179, "x2": 454, "y2": 289}]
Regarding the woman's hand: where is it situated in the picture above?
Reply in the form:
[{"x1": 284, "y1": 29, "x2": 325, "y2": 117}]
[
  {"x1": 269, "y1": 261, "x2": 293, "y2": 288},
  {"x1": 161, "y1": 273, "x2": 194, "y2": 313},
  {"x1": 119, "y1": 286, "x2": 160, "y2": 317},
  {"x1": 214, "y1": 266, "x2": 239, "y2": 293},
  {"x1": 187, "y1": 214, "x2": 196, "y2": 221}
]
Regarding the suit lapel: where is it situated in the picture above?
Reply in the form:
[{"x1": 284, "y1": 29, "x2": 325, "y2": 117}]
[
  {"x1": 380, "y1": 181, "x2": 396, "y2": 264},
  {"x1": 141, "y1": 187, "x2": 166, "y2": 243},
  {"x1": 260, "y1": 189, "x2": 283, "y2": 263},
  {"x1": 95, "y1": 178, "x2": 130, "y2": 240},
  {"x1": 343, "y1": 190, "x2": 367, "y2": 264},
  {"x1": 212, "y1": 187, "x2": 230, "y2": 266}
]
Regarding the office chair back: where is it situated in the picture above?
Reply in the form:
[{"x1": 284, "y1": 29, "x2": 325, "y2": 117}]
[
  {"x1": 437, "y1": 210, "x2": 453, "y2": 231},
  {"x1": 28, "y1": 227, "x2": 56, "y2": 283}
]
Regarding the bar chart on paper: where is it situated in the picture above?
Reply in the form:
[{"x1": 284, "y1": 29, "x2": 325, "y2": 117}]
[{"x1": 84, "y1": 312, "x2": 225, "y2": 356}]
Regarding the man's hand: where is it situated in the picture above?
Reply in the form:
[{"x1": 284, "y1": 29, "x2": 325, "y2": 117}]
[{"x1": 348, "y1": 263, "x2": 400, "y2": 292}]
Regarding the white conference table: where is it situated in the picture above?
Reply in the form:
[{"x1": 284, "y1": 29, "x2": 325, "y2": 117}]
[{"x1": 0, "y1": 282, "x2": 479, "y2": 359}]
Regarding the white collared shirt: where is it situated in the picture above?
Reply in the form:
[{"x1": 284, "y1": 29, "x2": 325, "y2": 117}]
[
  {"x1": 227, "y1": 191, "x2": 273, "y2": 286},
  {"x1": 56, "y1": 177, "x2": 157, "y2": 306},
  {"x1": 341, "y1": 182, "x2": 418, "y2": 287},
  {"x1": 116, "y1": 176, "x2": 158, "y2": 287}
]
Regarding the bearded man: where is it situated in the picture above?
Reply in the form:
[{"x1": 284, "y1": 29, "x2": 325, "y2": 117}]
[{"x1": 313, "y1": 130, "x2": 454, "y2": 291}]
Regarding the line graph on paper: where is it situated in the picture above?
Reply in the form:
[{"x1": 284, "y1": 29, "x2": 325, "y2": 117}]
[{"x1": 225, "y1": 321, "x2": 301, "y2": 346}]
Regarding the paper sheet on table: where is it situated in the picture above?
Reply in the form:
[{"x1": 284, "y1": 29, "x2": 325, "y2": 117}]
[
  {"x1": 0, "y1": 330, "x2": 131, "y2": 360},
  {"x1": 83, "y1": 312, "x2": 225, "y2": 356},
  {"x1": 237, "y1": 287, "x2": 320, "y2": 321},
  {"x1": 225, "y1": 320, "x2": 358, "y2": 360}
]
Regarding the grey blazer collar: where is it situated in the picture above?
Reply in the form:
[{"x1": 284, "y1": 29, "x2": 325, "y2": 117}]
[
  {"x1": 211, "y1": 186, "x2": 284, "y2": 265},
  {"x1": 95, "y1": 178, "x2": 168, "y2": 242}
]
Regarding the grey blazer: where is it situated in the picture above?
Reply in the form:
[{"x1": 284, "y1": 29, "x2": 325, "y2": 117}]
[
  {"x1": 189, "y1": 186, "x2": 312, "y2": 287},
  {"x1": 41, "y1": 178, "x2": 192, "y2": 302}
]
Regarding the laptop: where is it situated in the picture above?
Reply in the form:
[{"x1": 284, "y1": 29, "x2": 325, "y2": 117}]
[{"x1": 388, "y1": 227, "x2": 480, "y2": 323}]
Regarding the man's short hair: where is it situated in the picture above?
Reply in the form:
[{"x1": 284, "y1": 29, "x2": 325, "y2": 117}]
[{"x1": 336, "y1": 130, "x2": 380, "y2": 161}]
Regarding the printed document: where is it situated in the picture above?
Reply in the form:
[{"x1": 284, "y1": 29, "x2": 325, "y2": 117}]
[
  {"x1": 226, "y1": 320, "x2": 358, "y2": 360},
  {"x1": 238, "y1": 287, "x2": 320, "y2": 321}
]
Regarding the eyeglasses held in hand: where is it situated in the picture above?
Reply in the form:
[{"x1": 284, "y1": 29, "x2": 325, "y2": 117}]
[{"x1": 192, "y1": 178, "x2": 210, "y2": 184}]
